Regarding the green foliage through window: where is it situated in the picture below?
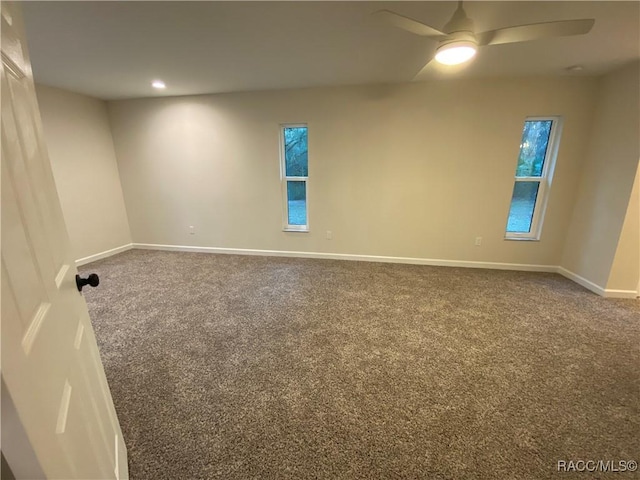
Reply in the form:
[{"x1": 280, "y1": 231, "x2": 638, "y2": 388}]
[
  {"x1": 516, "y1": 121, "x2": 552, "y2": 177},
  {"x1": 505, "y1": 117, "x2": 561, "y2": 239},
  {"x1": 282, "y1": 125, "x2": 308, "y2": 228},
  {"x1": 287, "y1": 182, "x2": 306, "y2": 225},
  {"x1": 506, "y1": 181, "x2": 539, "y2": 233},
  {"x1": 284, "y1": 127, "x2": 308, "y2": 177}
]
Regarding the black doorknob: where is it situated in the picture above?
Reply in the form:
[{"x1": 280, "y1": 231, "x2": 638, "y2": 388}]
[{"x1": 76, "y1": 273, "x2": 100, "y2": 292}]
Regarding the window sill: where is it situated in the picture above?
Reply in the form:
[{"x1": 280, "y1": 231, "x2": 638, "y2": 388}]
[
  {"x1": 504, "y1": 236, "x2": 540, "y2": 241},
  {"x1": 283, "y1": 227, "x2": 309, "y2": 233}
]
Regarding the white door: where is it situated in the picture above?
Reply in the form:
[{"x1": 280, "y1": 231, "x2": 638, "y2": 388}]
[{"x1": 1, "y1": 2, "x2": 128, "y2": 478}]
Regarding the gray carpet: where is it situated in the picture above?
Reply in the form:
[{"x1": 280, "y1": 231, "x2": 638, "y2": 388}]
[{"x1": 80, "y1": 250, "x2": 640, "y2": 479}]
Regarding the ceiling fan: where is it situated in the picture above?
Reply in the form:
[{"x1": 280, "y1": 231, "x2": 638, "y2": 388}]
[{"x1": 375, "y1": 1, "x2": 594, "y2": 73}]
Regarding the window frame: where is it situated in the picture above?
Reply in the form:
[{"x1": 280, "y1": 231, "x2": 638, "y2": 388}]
[
  {"x1": 505, "y1": 116, "x2": 563, "y2": 241},
  {"x1": 280, "y1": 123, "x2": 309, "y2": 232}
]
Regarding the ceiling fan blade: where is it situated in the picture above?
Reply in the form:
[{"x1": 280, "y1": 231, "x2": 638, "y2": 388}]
[
  {"x1": 477, "y1": 19, "x2": 595, "y2": 46},
  {"x1": 374, "y1": 10, "x2": 446, "y2": 38},
  {"x1": 412, "y1": 58, "x2": 435, "y2": 80}
]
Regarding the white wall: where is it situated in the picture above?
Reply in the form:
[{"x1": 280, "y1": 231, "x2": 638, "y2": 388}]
[
  {"x1": 108, "y1": 77, "x2": 598, "y2": 267},
  {"x1": 36, "y1": 84, "x2": 132, "y2": 262},
  {"x1": 561, "y1": 61, "x2": 640, "y2": 293},
  {"x1": 607, "y1": 163, "x2": 639, "y2": 293}
]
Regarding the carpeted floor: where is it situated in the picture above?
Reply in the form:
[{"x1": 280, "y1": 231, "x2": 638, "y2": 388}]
[{"x1": 80, "y1": 250, "x2": 640, "y2": 479}]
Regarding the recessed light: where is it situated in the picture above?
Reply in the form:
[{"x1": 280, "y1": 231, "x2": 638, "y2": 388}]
[
  {"x1": 151, "y1": 80, "x2": 166, "y2": 89},
  {"x1": 566, "y1": 65, "x2": 584, "y2": 72}
]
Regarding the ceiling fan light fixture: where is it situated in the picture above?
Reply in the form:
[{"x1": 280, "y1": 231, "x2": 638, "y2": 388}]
[{"x1": 435, "y1": 41, "x2": 477, "y2": 65}]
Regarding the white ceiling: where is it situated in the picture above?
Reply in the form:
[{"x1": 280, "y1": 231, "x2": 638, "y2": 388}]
[{"x1": 21, "y1": 1, "x2": 640, "y2": 100}]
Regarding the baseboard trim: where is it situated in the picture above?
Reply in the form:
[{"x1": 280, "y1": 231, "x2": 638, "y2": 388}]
[
  {"x1": 76, "y1": 243, "x2": 638, "y2": 299},
  {"x1": 132, "y1": 243, "x2": 557, "y2": 272},
  {"x1": 557, "y1": 267, "x2": 638, "y2": 298},
  {"x1": 557, "y1": 267, "x2": 606, "y2": 296},
  {"x1": 602, "y1": 289, "x2": 639, "y2": 299},
  {"x1": 76, "y1": 243, "x2": 134, "y2": 267}
]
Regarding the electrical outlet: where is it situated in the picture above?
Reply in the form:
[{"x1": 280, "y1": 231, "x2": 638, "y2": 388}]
[
  {"x1": 475, "y1": 236, "x2": 482, "y2": 246},
  {"x1": 326, "y1": 230, "x2": 333, "y2": 240},
  {"x1": 189, "y1": 225, "x2": 196, "y2": 235}
]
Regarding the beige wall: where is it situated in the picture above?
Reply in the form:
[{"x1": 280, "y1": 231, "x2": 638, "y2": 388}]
[
  {"x1": 108, "y1": 77, "x2": 598, "y2": 266},
  {"x1": 607, "y1": 163, "x2": 639, "y2": 292},
  {"x1": 561, "y1": 62, "x2": 640, "y2": 291},
  {"x1": 36, "y1": 84, "x2": 132, "y2": 261}
]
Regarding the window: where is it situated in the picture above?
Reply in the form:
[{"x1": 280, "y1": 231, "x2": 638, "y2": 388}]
[
  {"x1": 280, "y1": 125, "x2": 308, "y2": 231},
  {"x1": 505, "y1": 116, "x2": 562, "y2": 240}
]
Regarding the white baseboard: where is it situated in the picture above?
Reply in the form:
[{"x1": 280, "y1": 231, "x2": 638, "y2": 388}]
[
  {"x1": 557, "y1": 267, "x2": 638, "y2": 299},
  {"x1": 132, "y1": 243, "x2": 557, "y2": 272},
  {"x1": 76, "y1": 243, "x2": 133, "y2": 267},
  {"x1": 557, "y1": 267, "x2": 606, "y2": 296},
  {"x1": 100, "y1": 243, "x2": 639, "y2": 298},
  {"x1": 602, "y1": 289, "x2": 639, "y2": 299}
]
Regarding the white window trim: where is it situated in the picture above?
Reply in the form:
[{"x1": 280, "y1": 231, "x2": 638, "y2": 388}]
[
  {"x1": 505, "y1": 116, "x2": 563, "y2": 241},
  {"x1": 280, "y1": 123, "x2": 309, "y2": 232}
]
